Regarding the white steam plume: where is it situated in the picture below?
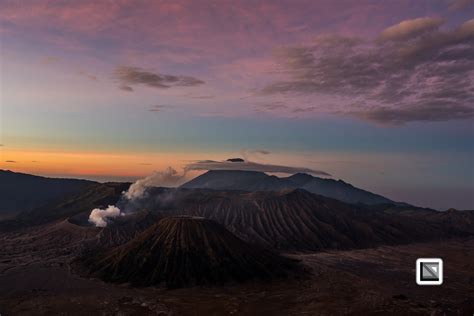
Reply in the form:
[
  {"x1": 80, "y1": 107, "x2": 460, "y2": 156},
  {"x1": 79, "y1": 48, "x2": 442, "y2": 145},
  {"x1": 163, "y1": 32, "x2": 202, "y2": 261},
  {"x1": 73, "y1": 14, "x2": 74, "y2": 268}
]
[
  {"x1": 88, "y1": 167, "x2": 185, "y2": 227},
  {"x1": 88, "y1": 205, "x2": 123, "y2": 227},
  {"x1": 124, "y1": 167, "x2": 184, "y2": 200}
]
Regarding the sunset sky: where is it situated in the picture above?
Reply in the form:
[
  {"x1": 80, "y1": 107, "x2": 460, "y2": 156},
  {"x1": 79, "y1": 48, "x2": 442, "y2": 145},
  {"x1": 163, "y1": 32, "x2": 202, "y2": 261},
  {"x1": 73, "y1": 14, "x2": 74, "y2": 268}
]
[{"x1": 1, "y1": 0, "x2": 473, "y2": 209}]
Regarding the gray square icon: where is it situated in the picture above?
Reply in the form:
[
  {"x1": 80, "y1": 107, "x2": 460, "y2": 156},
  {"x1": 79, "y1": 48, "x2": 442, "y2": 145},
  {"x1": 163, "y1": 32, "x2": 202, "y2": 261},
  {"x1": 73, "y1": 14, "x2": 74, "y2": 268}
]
[{"x1": 416, "y1": 258, "x2": 443, "y2": 285}]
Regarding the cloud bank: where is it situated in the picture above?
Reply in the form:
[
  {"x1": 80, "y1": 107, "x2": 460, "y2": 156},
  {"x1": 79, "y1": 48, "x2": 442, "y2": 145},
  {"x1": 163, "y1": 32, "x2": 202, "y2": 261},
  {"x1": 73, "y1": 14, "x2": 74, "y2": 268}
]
[
  {"x1": 185, "y1": 159, "x2": 330, "y2": 176},
  {"x1": 263, "y1": 18, "x2": 474, "y2": 124},
  {"x1": 379, "y1": 17, "x2": 445, "y2": 41}
]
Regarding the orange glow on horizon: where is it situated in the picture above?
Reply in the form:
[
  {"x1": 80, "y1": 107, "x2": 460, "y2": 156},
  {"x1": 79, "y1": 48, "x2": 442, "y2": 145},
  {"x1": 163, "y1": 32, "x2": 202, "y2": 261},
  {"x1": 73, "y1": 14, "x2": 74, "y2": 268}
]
[{"x1": 0, "y1": 149, "x2": 220, "y2": 180}]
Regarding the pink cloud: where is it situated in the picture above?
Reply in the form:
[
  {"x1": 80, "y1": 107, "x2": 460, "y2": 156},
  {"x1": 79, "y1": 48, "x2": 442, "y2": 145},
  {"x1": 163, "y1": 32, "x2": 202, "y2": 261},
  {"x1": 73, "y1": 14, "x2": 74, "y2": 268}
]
[
  {"x1": 2, "y1": 1, "x2": 466, "y2": 123},
  {"x1": 1, "y1": 1, "x2": 121, "y2": 33},
  {"x1": 2, "y1": 0, "x2": 415, "y2": 58}
]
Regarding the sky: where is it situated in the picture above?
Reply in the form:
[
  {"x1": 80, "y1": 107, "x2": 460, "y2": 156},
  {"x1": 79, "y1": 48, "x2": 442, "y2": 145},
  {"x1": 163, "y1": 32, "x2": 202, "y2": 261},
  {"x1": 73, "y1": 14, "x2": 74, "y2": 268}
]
[{"x1": 0, "y1": 0, "x2": 473, "y2": 210}]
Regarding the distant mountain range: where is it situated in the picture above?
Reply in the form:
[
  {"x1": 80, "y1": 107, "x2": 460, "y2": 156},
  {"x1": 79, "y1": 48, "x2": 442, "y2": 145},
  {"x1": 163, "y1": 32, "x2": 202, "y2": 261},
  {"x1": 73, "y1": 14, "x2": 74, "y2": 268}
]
[
  {"x1": 140, "y1": 188, "x2": 474, "y2": 252},
  {"x1": 1, "y1": 169, "x2": 473, "y2": 254},
  {"x1": 1, "y1": 168, "x2": 403, "y2": 223},
  {"x1": 0, "y1": 169, "x2": 96, "y2": 220},
  {"x1": 181, "y1": 170, "x2": 399, "y2": 205}
]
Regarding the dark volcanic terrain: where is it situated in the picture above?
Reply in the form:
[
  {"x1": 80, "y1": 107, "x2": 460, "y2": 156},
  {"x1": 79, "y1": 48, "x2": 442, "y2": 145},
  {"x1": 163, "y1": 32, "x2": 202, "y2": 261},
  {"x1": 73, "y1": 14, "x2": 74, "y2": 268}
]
[
  {"x1": 0, "y1": 171, "x2": 473, "y2": 315},
  {"x1": 129, "y1": 187, "x2": 474, "y2": 252},
  {"x1": 1, "y1": 229, "x2": 473, "y2": 315},
  {"x1": 84, "y1": 216, "x2": 299, "y2": 288}
]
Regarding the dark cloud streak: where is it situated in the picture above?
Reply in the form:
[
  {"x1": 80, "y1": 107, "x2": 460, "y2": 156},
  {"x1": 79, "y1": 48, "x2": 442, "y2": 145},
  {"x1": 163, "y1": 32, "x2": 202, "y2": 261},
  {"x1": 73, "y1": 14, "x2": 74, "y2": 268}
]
[
  {"x1": 148, "y1": 105, "x2": 170, "y2": 112},
  {"x1": 350, "y1": 103, "x2": 474, "y2": 125},
  {"x1": 119, "y1": 85, "x2": 133, "y2": 92},
  {"x1": 191, "y1": 95, "x2": 215, "y2": 99},
  {"x1": 115, "y1": 66, "x2": 205, "y2": 91}
]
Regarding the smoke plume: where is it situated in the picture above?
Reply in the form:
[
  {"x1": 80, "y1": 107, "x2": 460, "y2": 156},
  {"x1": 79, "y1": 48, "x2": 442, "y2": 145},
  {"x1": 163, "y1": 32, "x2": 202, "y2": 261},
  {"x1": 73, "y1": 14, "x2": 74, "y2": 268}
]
[
  {"x1": 88, "y1": 205, "x2": 123, "y2": 227},
  {"x1": 88, "y1": 167, "x2": 185, "y2": 227},
  {"x1": 88, "y1": 158, "x2": 329, "y2": 227},
  {"x1": 124, "y1": 167, "x2": 184, "y2": 200}
]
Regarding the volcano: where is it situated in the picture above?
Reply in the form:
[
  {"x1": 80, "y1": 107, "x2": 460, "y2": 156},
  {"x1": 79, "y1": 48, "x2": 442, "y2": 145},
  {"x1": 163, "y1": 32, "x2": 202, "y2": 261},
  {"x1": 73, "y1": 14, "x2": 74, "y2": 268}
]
[
  {"x1": 181, "y1": 170, "x2": 398, "y2": 205},
  {"x1": 85, "y1": 216, "x2": 299, "y2": 288}
]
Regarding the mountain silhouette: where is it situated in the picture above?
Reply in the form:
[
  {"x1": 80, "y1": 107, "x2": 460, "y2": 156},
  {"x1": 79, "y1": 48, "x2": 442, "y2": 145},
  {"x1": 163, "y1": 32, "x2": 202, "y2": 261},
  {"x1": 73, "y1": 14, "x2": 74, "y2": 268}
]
[
  {"x1": 0, "y1": 169, "x2": 96, "y2": 220},
  {"x1": 181, "y1": 170, "x2": 397, "y2": 205}
]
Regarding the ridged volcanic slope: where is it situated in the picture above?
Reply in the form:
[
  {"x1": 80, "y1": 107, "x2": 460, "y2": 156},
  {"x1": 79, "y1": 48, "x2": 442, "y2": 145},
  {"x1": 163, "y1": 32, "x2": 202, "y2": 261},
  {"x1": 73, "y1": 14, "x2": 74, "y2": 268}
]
[
  {"x1": 85, "y1": 216, "x2": 299, "y2": 288},
  {"x1": 146, "y1": 188, "x2": 474, "y2": 252}
]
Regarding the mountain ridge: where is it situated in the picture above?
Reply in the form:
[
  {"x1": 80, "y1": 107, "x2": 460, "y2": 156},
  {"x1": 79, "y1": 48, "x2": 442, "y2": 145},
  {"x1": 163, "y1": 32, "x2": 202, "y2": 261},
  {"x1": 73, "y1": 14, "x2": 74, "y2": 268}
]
[
  {"x1": 181, "y1": 170, "x2": 398, "y2": 205},
  {"x1": 133, "y1": 187, "x2": 474, "y2": 252},
  {"x1": 0, "y1": 169, "x2": 97, "y2": 220}
]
